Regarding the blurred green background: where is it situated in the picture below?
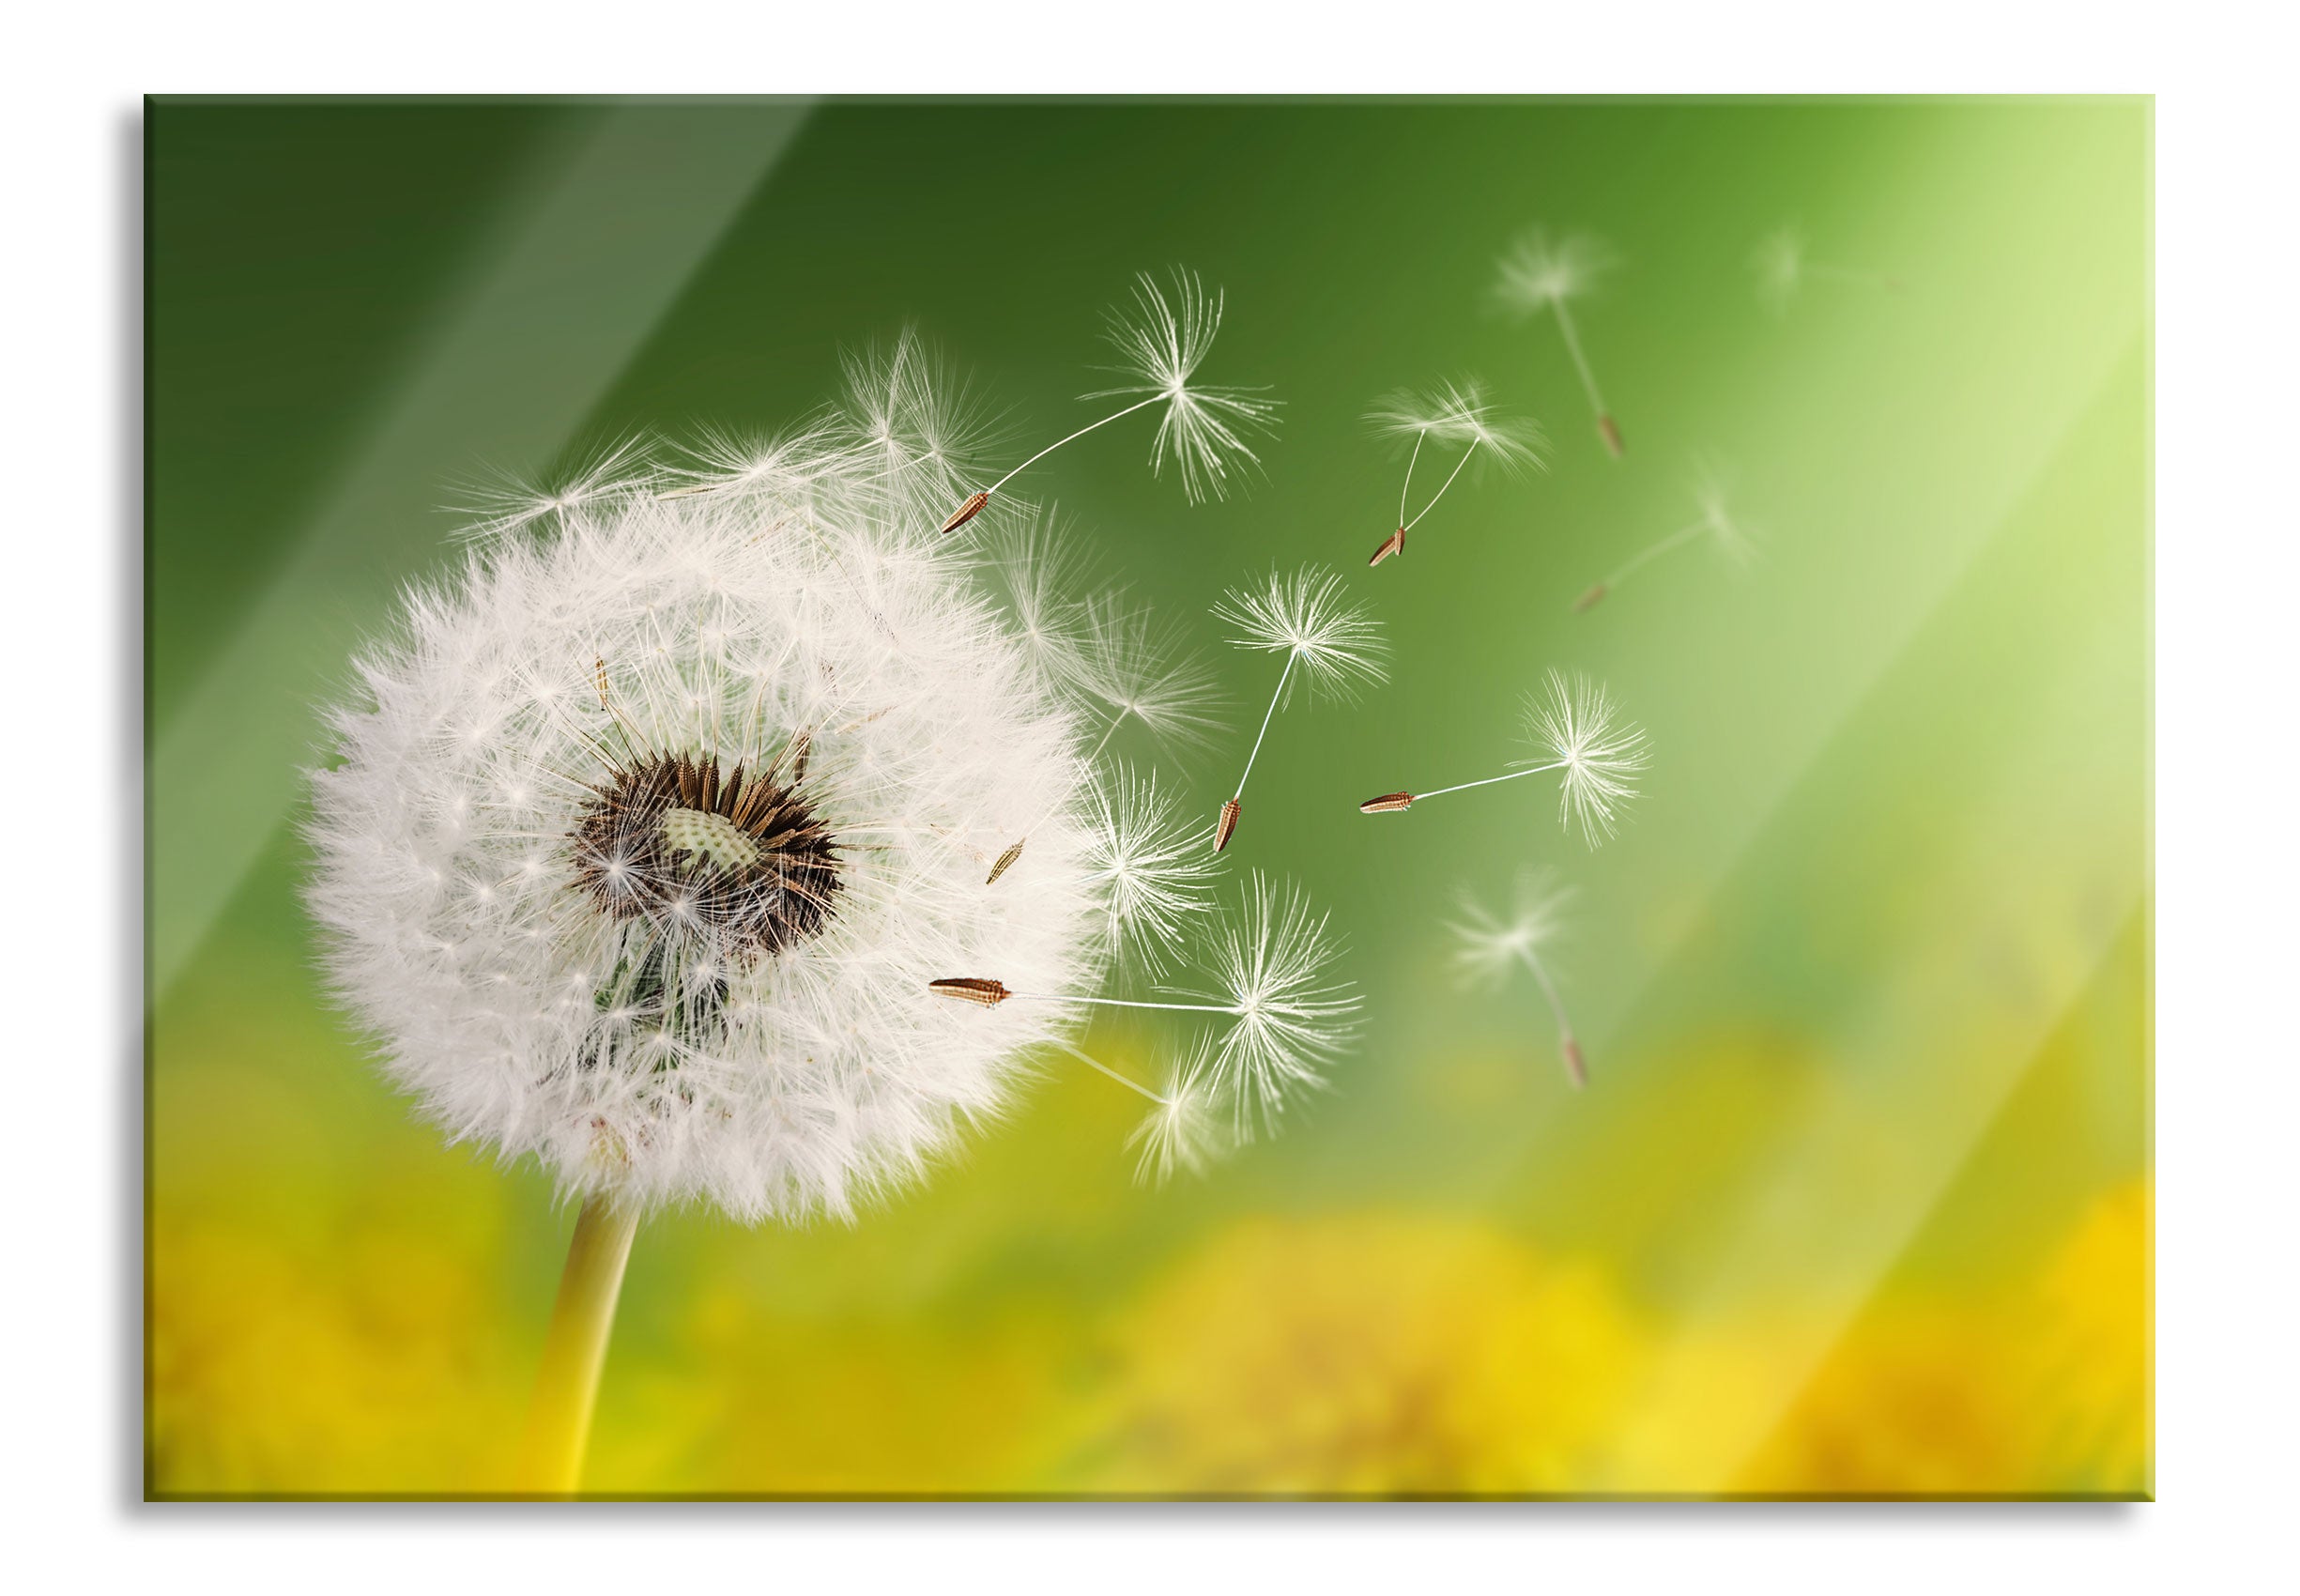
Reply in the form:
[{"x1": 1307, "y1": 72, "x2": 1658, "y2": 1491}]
[{"x1": 146, "y1": 97, "x2": 2149, "y2": 1497}]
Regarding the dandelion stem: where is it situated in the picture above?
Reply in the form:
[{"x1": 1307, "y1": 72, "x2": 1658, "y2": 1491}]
[
  {"x1": 1403, "y1": 440, "x2": 1480, "y2": 534},
  {"x1": 1053, "y1": 1039, "x2": 1170, "y2": 1105},
  {"x1": 1011, "y1": 990, "x2": 1238, "y2": 1018},
  {"x1": 1235, "y1": 649, "x2": 1298, "y2": 801},
  {"x1": 1600, "y1": 519, "x2": 1707, "y2": 591},
  {"x1": 987, "y1": 394, "x2": 1167, "y2": 497},
  {"x1": 514, "y1": 1191, "x2": 637, "y2": 1496},
  {"x1": 1551, "y1": 300, "x2": 1608, "y2": 420},
  {"x1": 1085, "y1": 707, "x2": 1128, "y2": 761},
  {"x1": 1516, "y1": 944, "x2": 1577, "y2": 1047},
  {"x1": 1411, "y1": 759, "x2": 1566, "y2": 803},
  {"x1": 1397, "y1": 428, "x2": 1426, "y2": 529}
]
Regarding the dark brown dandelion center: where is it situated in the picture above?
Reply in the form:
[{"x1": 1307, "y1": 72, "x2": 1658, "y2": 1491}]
[{"x1": 570, "y1": 749, "x2": 842, "y2": 960}]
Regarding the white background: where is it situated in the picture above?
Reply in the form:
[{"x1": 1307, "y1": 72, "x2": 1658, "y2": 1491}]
[{"x1": 7, "y1": 3, "x2": 2292, "y2": 1588}]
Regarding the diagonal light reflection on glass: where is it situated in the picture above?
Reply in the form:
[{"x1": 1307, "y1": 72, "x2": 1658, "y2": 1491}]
[
  {"x1": 1579, "y1": 401, "x2": 2146, "y2": 1493},
  {"x1": 149, "y1": 101, "x2": 812, "y2": 1001}
]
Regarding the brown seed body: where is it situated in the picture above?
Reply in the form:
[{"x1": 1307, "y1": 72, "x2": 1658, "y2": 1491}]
[
  {"x1": 1598, "y1": 414, "x2": 1624, "y2": 458},
  {"x1": 1214, "y1": 797, "x2": 1242, "y2": 852},
  {"x1": 1561, "y1": 1036, "x2": 1588, "y2": 1089},
  {"x1": 1369, "y1": 527, "x2": 1406, "y2": 567},
  {"x1": 1573, "y1": 582, "x2": 1608, "y2": 613},
  {"x1": 570, "y1": 744, "x2": 841, "y2": 961},
  {"x1": 928, "y1": 976, "x2": 1011, "y2": 1007},
  {"x1": 940, "y1": 490, "x2": 992, "y2": 535},
  {"x1": 986, "y1": 838, "x2": 1026, "y2": 885},
  {"x1": 1357, "y1": 791, "x2": 1415, "y2": 814}
]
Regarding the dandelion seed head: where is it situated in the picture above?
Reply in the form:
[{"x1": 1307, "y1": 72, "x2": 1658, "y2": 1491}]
[
  {"x1": 1367, "y1": 377, "x2": 1547, "y2": 477},
  {"x1": 449, "y1": 436, "x2": 656, "y2": 544},
  {"x1": 1449, "y1": 868, "x2": 1574, "y2": 990},
  {"x1": 980, "y1": 508, "x2": 1098, "y2": 684},
  {"x1": 1490, "y1": 227, "x2": 1614, "y2": 317},
  {"x1": 1522, "y1": 670, "x2": 1650, "y2": 846},
  {"x1": 1752, "y1": 224, "x2": 1807, "y2": 315},
  {"x1": 1089, "y1": 269, "x2": 1281, "y2": 504},
  {"x1": 839, "y1": 327, "x2": 1011, "y2": 533},
  {"x1": 1126, "y1": 1036, "x2": 1229, "y2": 1187},
  {"x1": 1214, "y1": 567, "x2": 1390, "y2": 706},
  {"x1": 1081, "y1": 764, "x2": 1221, "y2": 974},
  {"x1": 308, "y1": 353, "x2": 1147, "y2": 1225},
  {"x1": 979, "y1": 515, "x2": 1223, "y2": 752},
  {"x1": 1691, "y1": 458, "x2": 1760, "y2": 567},
  {"x1": 665, "y1": 417, "x2": 856, "y2": 499},
  {"x1": 1207, "y1": 873, "x2": 1360, "y2": 1138},
  {"x1": 1071, "y1": 593, "x2": 1227, "y2": 751}
]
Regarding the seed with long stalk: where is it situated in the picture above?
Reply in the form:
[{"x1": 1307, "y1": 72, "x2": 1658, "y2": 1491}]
[
  {"x1": 973, "y1": 514, "x2": 1226, "y2": 883},
  {"x1": 1491, "y1": 227, "x2": 1623, "y2": 458},
  {"x1": 932, "y1": 872, "x2": 1358, "y2": 1138},
  {"x1": 1751, "y1": 223, "x2": 1903, "y2": 315},
  {"x1": 1048, "y1": 1036, "x2": 1227, "y2": 1186},
  {"x1": 1574, "y1": 462, "x2": 1756, "y2": 612},
  {"x1": 940, "y1": 269, "x2": 1280, "y2": 533},
  {"x1": 1357, "y1": 669, "x2": 1649, "y2": 846},
  {"x1": 1068, "y1": 593, "x2": 1227, "y2": 759},
  {"x1": 1449, "y1": 868, "x2": 1587, "y2": 1088},
  {"x1": 1363, "y1": 379, "x2": 1545, "y2": 567},
  {"x1": 1210, "y1": 568, "x2": 1388, "y2": 852},
  {"x1": 1079, "y1": 765, "x2": 1224, "y2": 974}
]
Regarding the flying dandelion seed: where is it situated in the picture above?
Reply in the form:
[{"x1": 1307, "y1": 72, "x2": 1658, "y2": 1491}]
[
  {"x1": 1449, "y1": 869, "x2": 1587, "y2": 1087},
  {"x1": 972, "y1": 518, "x2": 1225, "y2": 882},
  {"x1": 654, "y1": 417, "x2": 858, "y2": 501},
  {"x1": 1363, "y1": 379, "x2": 1545, "y2": 568},
  {"x1": 1210, "y1": 567, "x2": 1389, "y2": 852},
  {"x1": 1574, "y1": 459, "x2": 1756, "y2": 612},
  {"x1": 308, "y1": 345, "x2": 1228, "y2": 1492},
  {"x1": 933, "y1": 870, "x2": 1359, "y2": 1140},
  {"x1": 848, "y1": 328, "x2": 1011, "y2": 520},
  {"x1": 1751, "y1": 223, "x2": 1903, "y2": 315},
  {"x1": 1081, "y1": 1034, "x2": 1231, "y2": 1186},
  {"x1": 449, "y1": 435, "x2": 658, "y2": 542},
  {"x1": 939, "y1": 269, "x2": 1280, "y2": 533},
  {"x1": 1080, "y1": 765, "x2": 1224, "y2": 975},
  {"x1": 1491, "y1": 227, "x2": 1624, "y2": 458},
  {"x1": 981, "y1": 514, "x2": 1225, "y2": 758},
  {"x1": 1071, "y1": 593, "x2": 1228, "y2": 758},
  {"x1": 1357, "y1": 669, "x2": 1648, "y2": 846}
]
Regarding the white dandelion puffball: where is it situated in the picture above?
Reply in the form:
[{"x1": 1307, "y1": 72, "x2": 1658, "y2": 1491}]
[
  {"x1": 1366, "y1": 378, "x2": 1547, "y2": 475},
  {"x1": 307, "y1": 376, "x2": 1160, "y2": 1223},
  {"x1": 1524, "y1": 670, "x2": 1651, "y2": 845},
  {"x1": 1490, "y1": 227, "x2": 1614, "y2": 315}
]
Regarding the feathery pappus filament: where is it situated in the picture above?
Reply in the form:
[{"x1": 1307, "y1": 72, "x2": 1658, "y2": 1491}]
[
  {"x1": 1210, "y1": 567, "x2": 1388, "y2": 852},
  {"x1": 982, "y1": 513, "x2": 1229, "y2": 763},
  {"x1": 939, "y1": 268, "x2": 1280, "y2": 533},
  {"x1": 1491, "y1": 227, "x2": 1624, "y2": 458},
  {"x1": 1363, "y1": 379, "x2": 1544, "y2": 568},
  {"x1": 1751, "y1": 223, "x2": 1903, "y2": 315},
  {"x1": 1052, "y1": 1036, "x2": 1229, "y2": 1187},
  {"x1": 1357, "y1": 669, "x2": 1648, "y2": 846},
  {"x1": 1450, "y1": 868, "x2": 1587, "y2": 1088},
  {"x1": 1575, "y1": 458, "x2": 1756, "y2": 613},
  {"x1": 932, "y1": 871, "x2": 1359, "y2": 1143}
]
